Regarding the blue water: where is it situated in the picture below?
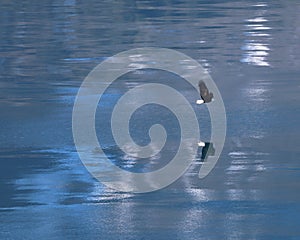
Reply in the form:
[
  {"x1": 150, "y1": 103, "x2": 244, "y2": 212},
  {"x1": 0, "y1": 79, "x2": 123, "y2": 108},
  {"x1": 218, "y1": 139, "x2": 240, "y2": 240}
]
[{"x1": 1, "y1": 1, "x2": 300, "y2": 239}]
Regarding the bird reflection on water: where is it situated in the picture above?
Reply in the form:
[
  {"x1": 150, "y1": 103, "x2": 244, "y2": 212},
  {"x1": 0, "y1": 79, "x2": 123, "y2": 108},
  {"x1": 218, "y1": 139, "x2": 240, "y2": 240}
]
[{"x1": 198, "y1": 142, "x2": 215, "y2": 162}]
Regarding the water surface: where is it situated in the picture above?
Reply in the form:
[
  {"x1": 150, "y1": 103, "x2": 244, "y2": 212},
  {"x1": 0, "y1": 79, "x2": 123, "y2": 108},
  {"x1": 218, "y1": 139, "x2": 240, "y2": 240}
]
[{"x1": 1, "y1": 1, "x2": 300, "y2": 239}]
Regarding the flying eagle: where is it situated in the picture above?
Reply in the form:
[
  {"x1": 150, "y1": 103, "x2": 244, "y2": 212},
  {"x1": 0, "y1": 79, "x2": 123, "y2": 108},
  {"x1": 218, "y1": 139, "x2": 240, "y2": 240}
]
[{"x1": 196, "y1": 80, "x2": 214, "y2": 104}]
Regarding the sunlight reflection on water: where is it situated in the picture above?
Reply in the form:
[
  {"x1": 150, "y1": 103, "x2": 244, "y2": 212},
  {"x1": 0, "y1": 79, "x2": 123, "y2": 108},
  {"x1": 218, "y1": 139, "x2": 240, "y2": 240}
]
[{"x1": 241, "y1": 3, "x2": 271, "y2": 66}]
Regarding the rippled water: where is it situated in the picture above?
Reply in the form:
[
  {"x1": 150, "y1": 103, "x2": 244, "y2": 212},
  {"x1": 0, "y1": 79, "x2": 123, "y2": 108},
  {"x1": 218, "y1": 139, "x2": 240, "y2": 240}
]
[{"x1": 1, "y1": 1, "x2": 300, "y2": 239}]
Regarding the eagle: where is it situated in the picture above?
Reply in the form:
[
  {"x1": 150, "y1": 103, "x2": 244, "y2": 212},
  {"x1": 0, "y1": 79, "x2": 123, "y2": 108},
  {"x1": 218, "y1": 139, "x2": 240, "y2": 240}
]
[{"x1": 196, "y1": 80, "x2": 214, "y2": 104}]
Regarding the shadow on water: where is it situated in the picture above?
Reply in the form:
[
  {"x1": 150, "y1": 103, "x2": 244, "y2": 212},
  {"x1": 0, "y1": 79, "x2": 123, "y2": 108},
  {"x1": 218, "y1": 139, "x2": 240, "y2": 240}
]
[{"x1": 0, "y1": 148, "x2": 93, "y2": 209}]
